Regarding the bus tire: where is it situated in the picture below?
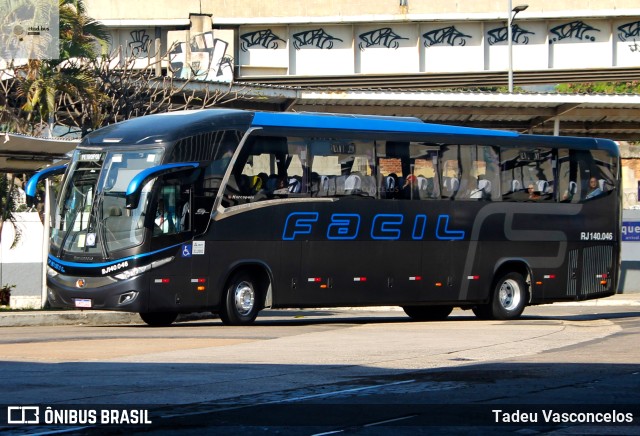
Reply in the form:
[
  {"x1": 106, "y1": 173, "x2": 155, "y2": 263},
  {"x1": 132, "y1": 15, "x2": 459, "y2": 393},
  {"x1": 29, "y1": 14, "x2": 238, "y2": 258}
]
[
  {"x1": 139, "y1": 312, "x2": 178, "y2": 327},
  {"x1": 474, "y1": 272, "x2": 527, "y2": 320},
  {"x1": 402, "y1": 305, "x2": 453, "y2": 321},
  {"x1": 471, "y1": 304, "x2": 493, "y2": 320},
  {"x1": 220, "y1": 272, "x2": 261, "y2": 326}
]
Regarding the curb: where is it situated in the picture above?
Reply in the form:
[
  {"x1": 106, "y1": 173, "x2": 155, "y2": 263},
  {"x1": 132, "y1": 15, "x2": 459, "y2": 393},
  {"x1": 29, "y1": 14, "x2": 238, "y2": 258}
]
[{"x1": 0, "y1": 294, "x2": 638, "y2": 327}]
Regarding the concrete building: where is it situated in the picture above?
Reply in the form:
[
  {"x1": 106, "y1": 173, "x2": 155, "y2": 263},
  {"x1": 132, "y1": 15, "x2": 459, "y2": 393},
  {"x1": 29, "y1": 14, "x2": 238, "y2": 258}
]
[{"x1": 84, "y1": 0, "x2": 640, "y2": 84}]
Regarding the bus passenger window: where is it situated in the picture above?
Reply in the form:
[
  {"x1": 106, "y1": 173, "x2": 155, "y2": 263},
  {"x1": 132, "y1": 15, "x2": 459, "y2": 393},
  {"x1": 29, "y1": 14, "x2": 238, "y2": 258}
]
[
  {"x1": 311, "y1": 138, "x2": 376, "y2": 198},
  {"x1": 501, "y1": 147, "x2": 554, "y2": 201}
]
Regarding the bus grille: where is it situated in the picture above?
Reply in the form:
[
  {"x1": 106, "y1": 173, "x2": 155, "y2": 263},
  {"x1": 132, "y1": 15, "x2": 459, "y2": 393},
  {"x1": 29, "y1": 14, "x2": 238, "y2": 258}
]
[
  {"x1": 581, "y1": 245, "x2": 613, "y2": 296},
  {"x1": 567, "y1": 249, "x2": 578, "y2": 296}
]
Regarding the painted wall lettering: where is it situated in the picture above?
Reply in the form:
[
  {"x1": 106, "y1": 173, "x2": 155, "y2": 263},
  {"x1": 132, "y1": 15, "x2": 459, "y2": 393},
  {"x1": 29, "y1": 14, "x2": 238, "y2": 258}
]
[
  {"x1": 293, "y1": 29, "x2": 343, "y2": 50},
  {"x1": 618, "y1": 21, "x2": 640, "y2": 54},
  {"x1": 240, "y1": 29, "x2": 286, "y2": 52},
  {"x1": 358, "y1": 27, "x2": 409, "y2": 50},
  {"x1": 128, "y1": 30, "x2": 150, "y2": 58},
  {"x1": 423, "y1": 26, "x2": 472, "y2": 47},
  {"x1": 169, "y1": 31, "x2": 233, "y2": 82},
  {"x1": 550, "y1": 21, "x2": 601, "y2": 43},
  {"x1": 487, "y1": 25, "x2": 534, "y2": 45},
  {"x1": 617, "y1": 21, "x2": 640, "y2": 41}
]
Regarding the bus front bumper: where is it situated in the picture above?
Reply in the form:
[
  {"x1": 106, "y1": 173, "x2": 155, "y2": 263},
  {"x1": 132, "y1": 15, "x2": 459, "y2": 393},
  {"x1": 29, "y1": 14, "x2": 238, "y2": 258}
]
[{"x1": 47, "y1": 274, "x2": 149, "y2": 313}]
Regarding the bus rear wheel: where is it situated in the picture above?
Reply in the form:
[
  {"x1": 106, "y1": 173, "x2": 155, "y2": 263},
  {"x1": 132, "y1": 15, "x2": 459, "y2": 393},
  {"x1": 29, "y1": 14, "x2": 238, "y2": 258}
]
[
  {"x1": 402, "y1": 305, "x2": 453, "y2": 321},
  {"x1": 220, "y1": 272, "x2": 261, "y2": 326},
  {"x1": 139, "y1": 312, "x2": 178, "y2": 327},
  {"x1": 473, "y1": 272, "x2": 527, "y2": 320}
]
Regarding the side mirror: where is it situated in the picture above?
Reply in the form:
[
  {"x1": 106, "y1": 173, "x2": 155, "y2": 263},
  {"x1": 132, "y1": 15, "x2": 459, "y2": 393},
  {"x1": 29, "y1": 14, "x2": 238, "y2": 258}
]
[
  {"x1": 25, "y1": 164, "x2": 68, "y2": 199},
  {"x1": 125, "y1": 162, "x2": 200, "y2": 209}
]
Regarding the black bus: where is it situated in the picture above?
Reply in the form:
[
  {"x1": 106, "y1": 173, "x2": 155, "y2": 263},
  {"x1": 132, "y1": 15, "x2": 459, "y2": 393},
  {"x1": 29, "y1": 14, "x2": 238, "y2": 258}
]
[{"x1": 27, "y1": 109, "x2": 621, "y2": 326}]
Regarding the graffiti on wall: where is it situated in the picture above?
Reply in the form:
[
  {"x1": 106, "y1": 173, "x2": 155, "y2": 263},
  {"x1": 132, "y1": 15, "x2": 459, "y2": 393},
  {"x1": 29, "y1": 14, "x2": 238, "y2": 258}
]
[
  {"x1": 422, "y1": 26, "x2": 472, "y2": 47},
  {"x1": 487, "y1": 25, "x2": 534, "y2": 45},
  {"x1": 127, "y1": 30, "x2": 151, "y2": 58},
  {"x1": 292, "y1": 28, "x2": 343, "y2": 50},
  {"x1": 169, "y1": 31, "x2": 233, "y2": 82},
  {"x1": 618, "y1": 21, "x2": 640, "y2": 53},
  {"x1": 618, "y1": 20, "x2": 640, "y2": 40},
  {"x1": 549, "y1": 21, "x2": 601, "y2": 43},
  {"x1": 358, "y1": 27, "x2": 409, "y2": 51},
  {"x1": 240, "y1": 29, "x2": 285, "y2": 51}
]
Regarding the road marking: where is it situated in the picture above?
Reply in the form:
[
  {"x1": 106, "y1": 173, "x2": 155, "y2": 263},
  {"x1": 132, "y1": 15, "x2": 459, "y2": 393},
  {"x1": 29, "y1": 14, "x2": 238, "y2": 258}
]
[
  {"x1": 364, "y1": 414, "x2": 418, "y2": 427},
  {"x1": 311, "y1": 413, "x2": 418, "y2": 435},
  {"x1": 275, "y1": 379, "x2": 416, "y2": 403},
  {"x1": 160, "y1": 379, "x2": 416, "y2": 418}
]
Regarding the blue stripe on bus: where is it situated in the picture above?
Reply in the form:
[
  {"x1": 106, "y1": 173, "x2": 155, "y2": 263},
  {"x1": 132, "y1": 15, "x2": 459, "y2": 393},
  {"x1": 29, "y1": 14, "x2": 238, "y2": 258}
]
[
  {"x1": 48, "y1": 243, "x2": 183, "y2": 269},
  {"x1": 251, "y1": 112, "x2": 518, "y2": 137}
]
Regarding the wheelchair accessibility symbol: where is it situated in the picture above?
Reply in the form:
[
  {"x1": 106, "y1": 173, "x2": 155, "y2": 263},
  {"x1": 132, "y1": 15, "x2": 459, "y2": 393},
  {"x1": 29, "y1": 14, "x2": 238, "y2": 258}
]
[{"x1": 181, "y1": 243, "x2": 192, "y2": 258}]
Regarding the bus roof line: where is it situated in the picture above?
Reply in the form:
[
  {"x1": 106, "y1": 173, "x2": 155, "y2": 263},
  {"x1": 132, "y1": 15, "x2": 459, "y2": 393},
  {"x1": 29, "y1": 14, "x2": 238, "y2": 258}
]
[{"x1": 251, "y1": 112, "x2": 519, "y2": 138}]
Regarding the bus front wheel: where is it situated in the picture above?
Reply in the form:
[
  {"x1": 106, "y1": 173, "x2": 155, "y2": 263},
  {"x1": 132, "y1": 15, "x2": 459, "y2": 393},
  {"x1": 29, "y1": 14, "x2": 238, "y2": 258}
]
[
  {"x1": 139, "y1": 312, "x2": 178, "y2": 327},
  {"x1": 402, "y1": 305, "x2": 453, "y2": 321},
  {"x1": 473, "y1": 272, "x2": 527, "y2": 320},
  {"x1": 220, "y1": 272, "x2": 261, "y2": 326}
]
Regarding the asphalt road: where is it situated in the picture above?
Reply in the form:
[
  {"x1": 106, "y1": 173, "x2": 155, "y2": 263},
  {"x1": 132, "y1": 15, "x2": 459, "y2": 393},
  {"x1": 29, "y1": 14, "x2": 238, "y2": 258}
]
[{"x1": 1, "y1": 301, "x2": 639, "y2": 435}]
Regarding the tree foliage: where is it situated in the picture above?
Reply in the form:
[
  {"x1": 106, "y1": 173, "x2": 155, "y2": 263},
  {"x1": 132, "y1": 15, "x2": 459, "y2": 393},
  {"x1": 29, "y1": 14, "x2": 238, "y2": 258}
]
[
  {"x1": 0, "y1": 0, "x2": 248, "y2": 137},
  {"x1": 556, "y1": 81, "x2": 640, "y2": 94},
  {"x1": 0, "y1": 173, "x2": 21, "y2": 248}
]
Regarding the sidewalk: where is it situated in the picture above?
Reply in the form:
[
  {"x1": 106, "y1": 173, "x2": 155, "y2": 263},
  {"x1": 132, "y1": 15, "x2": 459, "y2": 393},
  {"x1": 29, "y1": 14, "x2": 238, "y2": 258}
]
[{"x1": 0, "y1": 293, "x2": 638, "y2": 327}]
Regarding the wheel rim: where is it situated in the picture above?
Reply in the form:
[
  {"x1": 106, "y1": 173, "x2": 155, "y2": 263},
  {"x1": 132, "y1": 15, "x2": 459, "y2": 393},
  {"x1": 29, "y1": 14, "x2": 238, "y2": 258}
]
[
  {"x1": 233, "y1": 281, "x2": 255, "y2": 316},
  {"x1": 498, "y1": 279, "x2": 521, "y2": 311}
]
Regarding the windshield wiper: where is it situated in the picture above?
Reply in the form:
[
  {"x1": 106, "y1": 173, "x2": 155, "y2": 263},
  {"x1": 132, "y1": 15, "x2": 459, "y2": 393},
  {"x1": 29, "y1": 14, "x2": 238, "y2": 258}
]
[
  {"x1": 90, "y1": 189, "x2": 109, "y2": 260},
  {"x1": 57, "y1": 192, "x2": 85, "y2": 258}
]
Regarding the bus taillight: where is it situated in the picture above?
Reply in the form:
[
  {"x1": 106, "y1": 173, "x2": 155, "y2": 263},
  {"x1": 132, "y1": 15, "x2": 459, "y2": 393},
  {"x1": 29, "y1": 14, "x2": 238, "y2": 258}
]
[{"x1": 597, "y1": 273, "x2": 609, "y2": 285}]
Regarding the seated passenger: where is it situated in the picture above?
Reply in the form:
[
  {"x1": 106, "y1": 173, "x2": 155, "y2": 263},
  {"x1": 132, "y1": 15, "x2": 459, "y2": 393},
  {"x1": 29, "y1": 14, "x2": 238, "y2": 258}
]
[
  {"x1": 585, "y1": 176, "x2": 603, "y2": 199},
  {"x1": 401, "y1": 175, "x2": 418, "y2": 199},
  {"x1": 527, "y1": 184, "x2": 540, "y2": 200}
]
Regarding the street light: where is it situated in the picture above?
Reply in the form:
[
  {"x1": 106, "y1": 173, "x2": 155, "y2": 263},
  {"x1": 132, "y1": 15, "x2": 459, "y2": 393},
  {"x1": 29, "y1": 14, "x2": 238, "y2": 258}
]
[{"x1": 507, "y1": 2, "x2": 528, "y2": 93}]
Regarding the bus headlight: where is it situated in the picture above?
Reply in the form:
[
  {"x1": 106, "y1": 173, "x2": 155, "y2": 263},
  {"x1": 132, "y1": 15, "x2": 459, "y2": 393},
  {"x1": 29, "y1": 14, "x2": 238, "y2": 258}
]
[
  {"x1": 114, "y1": 256, "x2": 174, "y2": 280},
  {"x1": 115, "y1": 264, "x2": 151, "y2": 280},
  {"x1": 47, "y1": 267, "x2": 59, "y2": 278}
]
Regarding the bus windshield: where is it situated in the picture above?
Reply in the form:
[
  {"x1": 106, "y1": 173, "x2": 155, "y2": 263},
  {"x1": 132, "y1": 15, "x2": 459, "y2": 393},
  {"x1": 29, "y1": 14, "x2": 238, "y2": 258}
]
[{"x1": 52, "y1": 149, "x2": 164, "y2": 257}]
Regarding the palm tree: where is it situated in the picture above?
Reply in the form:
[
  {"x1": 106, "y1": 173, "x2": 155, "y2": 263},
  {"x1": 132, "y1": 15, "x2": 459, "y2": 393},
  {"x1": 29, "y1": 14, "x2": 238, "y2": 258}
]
[{"x1": 58, "y1": 0, "x2": 110, "y2": 60}]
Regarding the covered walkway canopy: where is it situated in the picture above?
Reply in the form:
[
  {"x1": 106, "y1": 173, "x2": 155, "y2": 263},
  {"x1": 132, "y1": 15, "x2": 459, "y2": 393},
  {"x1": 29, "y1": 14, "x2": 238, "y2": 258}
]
[
  {"x1": 2, "y1": 84, "x2": 639, "y2": 174},
  {"x1": 221, "y1": 82, "x2": 640, "y2": 142},
  {"x1": 0, "y1": 134, "x2": 78, "y2": 172}
]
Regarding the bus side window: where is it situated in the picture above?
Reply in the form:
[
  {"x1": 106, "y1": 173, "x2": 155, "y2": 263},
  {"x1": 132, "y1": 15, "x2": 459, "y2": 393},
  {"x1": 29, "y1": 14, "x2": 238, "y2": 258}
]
[
  {"x1": 222, "y1": 135, "x2": 294, "y2": 206},
  {"x1": 500, "y1": 147, "x2": 554, "y2": 201},
  {"x1": 584, "y1": 149, "x2": 617, "y2": 201}
]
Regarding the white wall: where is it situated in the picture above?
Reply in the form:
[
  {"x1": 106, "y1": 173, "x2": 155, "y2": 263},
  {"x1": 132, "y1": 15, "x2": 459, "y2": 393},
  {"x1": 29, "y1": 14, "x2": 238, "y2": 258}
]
[
  {"x1": 232, "y1": 16, "x2": 640, "y2": 78},
  {"x1": 0, "y1": 213, "x2": 44, "y2": 307}
]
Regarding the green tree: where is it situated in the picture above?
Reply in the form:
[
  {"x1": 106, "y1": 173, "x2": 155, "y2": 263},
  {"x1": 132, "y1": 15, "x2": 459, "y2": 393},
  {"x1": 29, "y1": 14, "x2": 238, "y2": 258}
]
[
  {"x1": 556, "y1": 81, "x2": 640, "y2": 94},
  {"x1": 0, "y1": 173, "x2": 21, "y2": 248}
]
